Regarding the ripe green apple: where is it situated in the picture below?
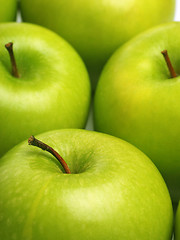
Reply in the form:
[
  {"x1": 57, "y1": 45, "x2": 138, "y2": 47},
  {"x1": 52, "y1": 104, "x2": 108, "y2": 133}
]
[
  {"x1": 94, "y1": 21, "x2": 180, "y2": 203},
  {"x1": 0, "y1": 22, "x2": 90, "y2": 157},
  {"x1": 19, "y1": 0, "x2": 175, "y2": 87},
  {"x1": 0, "y1": 129, "x2": 173, "y2": 240},
  {"x1": 175, "y1": 202, "x2": 180, "y2": 240}
]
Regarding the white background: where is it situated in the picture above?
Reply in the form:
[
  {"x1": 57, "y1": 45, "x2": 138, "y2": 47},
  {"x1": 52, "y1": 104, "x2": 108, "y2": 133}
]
[{"x1": 175, "y1": 0, "x2": 180, "y2": 20}]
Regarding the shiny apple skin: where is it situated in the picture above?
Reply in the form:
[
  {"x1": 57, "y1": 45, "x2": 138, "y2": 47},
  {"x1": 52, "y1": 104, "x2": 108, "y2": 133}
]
[
  {"x1": 0, "y1": 23, "x2": 90, "y2": 156},
  {"x1": 0, "y1": 129, "x2": 173, "y2": 240},
  {"x1": 94, "y1": 22, "x2": 180, "y2": 203}
]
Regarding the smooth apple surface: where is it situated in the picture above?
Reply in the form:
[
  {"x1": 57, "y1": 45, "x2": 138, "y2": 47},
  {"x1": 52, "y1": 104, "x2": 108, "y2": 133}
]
[
  {"x1": 175, "y1": 202, "x2": 180, "y2": 240},
  {"x1": 19, "y1": 0, "x2": 175, "y2": 87},
  {"x1": 94, "y1": 22, "x2": 180, "y2": 203},
  {"x1": 0, "y1": 0, "x2": 17, "y2": 22},
  {"x1": 0, "y1": 23, "x2": 90, "y2": 157},
  {"x1": 0, "y1": 129, "x2": 173, "y2": 240}
]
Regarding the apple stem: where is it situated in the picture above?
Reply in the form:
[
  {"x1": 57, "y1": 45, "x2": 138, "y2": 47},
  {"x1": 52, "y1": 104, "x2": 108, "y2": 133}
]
[
  {"x1": 161, "y1": 50, "x2": 177, "y2": 78},
  {"x1": 5, "y1": 42, "x2": 20, "y2": 78},
  {"x1": 28, "y1": 136, "x2": 71, "y2": 174}
]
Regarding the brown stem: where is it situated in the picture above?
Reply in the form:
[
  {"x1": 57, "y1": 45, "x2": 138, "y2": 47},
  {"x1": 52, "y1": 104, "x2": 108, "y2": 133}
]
[
  {"x1": 28, "y1": 136, "x2": 71, "y2": 174},
  {"x1": 161, "y1": 50, "x2": 177, "y2": 78},
  {"x1": 5, "y1": 42, "x2": 20, "y2": 78}
]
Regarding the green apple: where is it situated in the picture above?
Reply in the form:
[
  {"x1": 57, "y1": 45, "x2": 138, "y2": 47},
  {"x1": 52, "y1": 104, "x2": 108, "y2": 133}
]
[
  {"x1": 94, "y1": 21, "x2": 180, "y2": 203},
  {"x1": 0, "y1": 0, "x2": 17, "y2": 22},
  {"x1": 175, "y1": 202, "x2": 180, "y2": 240},
  {"x1": 0, "y1": 22, "x2": 90, "y2": 157},
  {"x1": 19, "y1": 0, "x2": 175, "y2": 87},
  {"x1": 0, "y1": 129, "x2": 173, "y2": 240}
]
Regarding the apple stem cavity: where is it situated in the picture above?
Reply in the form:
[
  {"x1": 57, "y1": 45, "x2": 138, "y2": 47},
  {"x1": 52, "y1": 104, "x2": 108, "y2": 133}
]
[
  {"x1": 5, "y1": 42, "x2": 20, "y2": 78},
  {"x1": 161, "y1": 50, "x2": 177, "y2": 78},
  {"x1": 28, "y1": 136, "x2": 71, "y2": 174}
]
